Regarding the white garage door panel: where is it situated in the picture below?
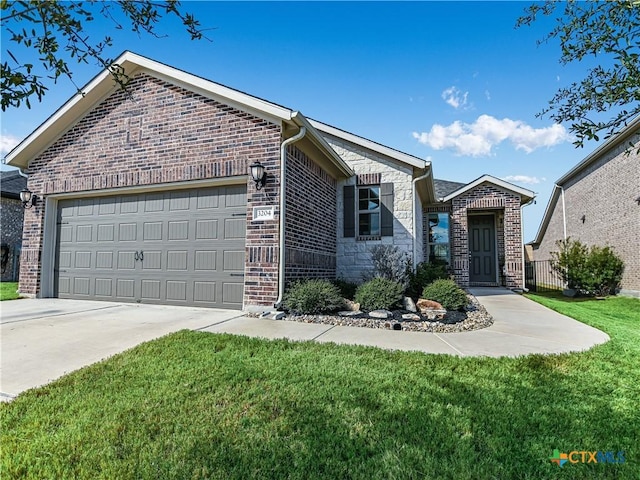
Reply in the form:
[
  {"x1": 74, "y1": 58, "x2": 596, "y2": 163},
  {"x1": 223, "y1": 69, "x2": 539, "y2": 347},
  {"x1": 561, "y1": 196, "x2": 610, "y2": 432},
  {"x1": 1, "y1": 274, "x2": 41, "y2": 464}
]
[{"x1": 55, "y1": 185, "x2": 247, "y2": 309}]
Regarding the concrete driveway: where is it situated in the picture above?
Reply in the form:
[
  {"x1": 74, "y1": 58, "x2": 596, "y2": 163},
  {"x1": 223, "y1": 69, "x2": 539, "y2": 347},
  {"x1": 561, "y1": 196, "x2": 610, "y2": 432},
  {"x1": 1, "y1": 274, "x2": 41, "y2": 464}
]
[
  {"x1": 1, "y1": 289, "x2": 610, "y2": 401},
  {"x1": 0, "y1": 299, "x2": 243, "y2": 401}
]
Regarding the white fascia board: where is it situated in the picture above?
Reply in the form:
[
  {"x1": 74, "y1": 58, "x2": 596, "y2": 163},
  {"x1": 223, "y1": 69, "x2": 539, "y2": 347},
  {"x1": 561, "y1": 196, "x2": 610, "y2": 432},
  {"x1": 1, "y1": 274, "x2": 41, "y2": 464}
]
[
  {"x1": 291, "y1": 113, "x2": 354, "y2": 177},
  {"x1": 4, "y1": 51, "x2": 294, "y2": 168},
  {"x1": 555, "y1": 115, "x2": 640, "y2": 186},
  {"x1": 442, "y1": 174, "x2": 535, "y2": 203},
  {"x1": 309, "y1": 119, "x2": 428, "y2": 169},
  {"x1": 530, "y1": 185, "x2": 561, "y2": 246},
  {"x1": 127, "y1": 52, "x2": 293, "y2": 123}
]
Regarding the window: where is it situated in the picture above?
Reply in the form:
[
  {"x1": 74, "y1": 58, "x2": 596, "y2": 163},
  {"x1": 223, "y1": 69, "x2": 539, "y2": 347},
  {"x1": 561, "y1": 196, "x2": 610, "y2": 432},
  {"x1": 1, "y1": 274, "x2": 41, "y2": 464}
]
[
  {"x1": 428, "y1": 213, "x2": 450, "y2": 264},
  {"x1": 358, "y1": 186, "x2": 380, "y2": 236}
]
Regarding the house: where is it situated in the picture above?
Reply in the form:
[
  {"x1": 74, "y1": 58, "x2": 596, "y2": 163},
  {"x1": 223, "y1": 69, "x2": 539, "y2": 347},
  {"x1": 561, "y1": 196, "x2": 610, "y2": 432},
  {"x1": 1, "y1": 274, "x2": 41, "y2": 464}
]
[
  {"x1": 4, "y1": 51, "x2": 534, "y2": 311},
  {"x1": 0, "y1": 170, "x2": 27, "y2": 281},
  {"x1": 529, "y1": 116, "x2": 640, "y2": 298}
]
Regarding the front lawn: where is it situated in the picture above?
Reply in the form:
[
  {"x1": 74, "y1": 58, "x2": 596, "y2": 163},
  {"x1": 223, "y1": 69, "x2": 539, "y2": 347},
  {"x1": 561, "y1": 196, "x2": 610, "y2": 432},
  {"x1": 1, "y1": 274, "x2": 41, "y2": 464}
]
[
  {"x1": 0, "y1": 282, "x2": 19, "y2": 301},
  {"x1": 1, "y1": 294, "x2": 638, "y2": 479}
]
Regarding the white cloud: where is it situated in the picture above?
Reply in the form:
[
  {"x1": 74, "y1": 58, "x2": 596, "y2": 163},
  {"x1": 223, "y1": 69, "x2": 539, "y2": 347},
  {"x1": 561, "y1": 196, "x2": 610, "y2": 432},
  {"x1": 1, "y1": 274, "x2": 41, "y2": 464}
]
[
  {"x1": 484, "y1": 90, "x2": 491, "y2": 101},
  {"x1": 502, "y1": 175, "x2": 546, "y2": 185},
  {"x1": 441, "y1": 86, "x2": 468, "y2": 109},
  {"x1": 1, "y1": 134, "x2": 20, "y2": 155},
  {"x1": 412, "y1": 114, "x2": 572, "y2": 156}
]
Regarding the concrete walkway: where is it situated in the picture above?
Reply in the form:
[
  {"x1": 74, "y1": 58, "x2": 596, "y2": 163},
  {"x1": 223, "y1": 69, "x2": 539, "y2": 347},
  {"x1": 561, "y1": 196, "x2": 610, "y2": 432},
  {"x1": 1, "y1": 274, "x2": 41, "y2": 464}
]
[
  {"x1": 203, "y1": 288, "x2": 610, "y2": 357},
  {"x1": 1, "y1": 289, "x2": 609, "y2": 400}
]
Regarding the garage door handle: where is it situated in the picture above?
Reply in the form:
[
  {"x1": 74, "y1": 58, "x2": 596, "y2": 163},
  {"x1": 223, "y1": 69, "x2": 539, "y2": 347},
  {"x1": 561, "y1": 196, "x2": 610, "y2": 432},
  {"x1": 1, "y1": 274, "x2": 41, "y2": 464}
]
[
  {"x1": 139, "y1": 251, "x2": 144, "y2": 261},
  {"x1": 134, "y1": 252, "x2": 139, "y2": 261},
  {"x1": 229, "y1": 273, "x2": 244, "y2": 277}
]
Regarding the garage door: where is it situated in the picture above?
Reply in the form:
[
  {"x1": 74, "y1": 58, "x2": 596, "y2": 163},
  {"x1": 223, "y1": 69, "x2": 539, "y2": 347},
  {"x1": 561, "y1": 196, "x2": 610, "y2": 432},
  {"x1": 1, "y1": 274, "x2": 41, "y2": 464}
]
[{"x1": 54, "y1": 185, "x2": 247, "y2": 309}]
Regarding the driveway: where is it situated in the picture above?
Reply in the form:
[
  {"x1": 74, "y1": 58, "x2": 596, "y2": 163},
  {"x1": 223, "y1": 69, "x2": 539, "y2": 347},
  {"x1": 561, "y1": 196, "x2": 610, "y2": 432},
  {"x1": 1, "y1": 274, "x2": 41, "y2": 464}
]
[
  {"x1": 1, "y1": 290, "x2": 610, "y2": 401},
  {"x1": 0, "y1": 299, "x2": 243, "y2": 401}
]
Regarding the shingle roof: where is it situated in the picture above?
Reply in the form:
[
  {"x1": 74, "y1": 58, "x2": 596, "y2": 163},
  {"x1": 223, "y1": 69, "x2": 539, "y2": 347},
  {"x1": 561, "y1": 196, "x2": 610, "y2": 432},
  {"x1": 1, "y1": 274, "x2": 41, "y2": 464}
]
[
  {"x1": 433, "y1": 179, "x2": 467, "y2": 199},
  {"x1": 0, "y1": 170, "x2": 27, "y2": 199}
]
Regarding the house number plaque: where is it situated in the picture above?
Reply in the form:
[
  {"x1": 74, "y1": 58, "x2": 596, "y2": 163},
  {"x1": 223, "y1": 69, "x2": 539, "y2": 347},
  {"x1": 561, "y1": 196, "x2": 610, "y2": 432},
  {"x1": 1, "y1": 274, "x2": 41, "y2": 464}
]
[{"x1": 253, "y1": 206, "x2": 275, "y2": 221}]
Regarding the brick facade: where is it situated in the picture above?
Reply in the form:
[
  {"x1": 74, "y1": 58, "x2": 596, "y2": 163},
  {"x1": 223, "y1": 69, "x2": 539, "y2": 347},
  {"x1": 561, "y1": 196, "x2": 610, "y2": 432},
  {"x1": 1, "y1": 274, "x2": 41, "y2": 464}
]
[
  {"x1": 19, "y1": 72, "x2": 283, "y2": 308},
  {"x1": 428, "y1": 182, "x2": 524, "y2": 289},
  {"x1": 284, "y1": 146, "x2": 337, "y2": 281},
  {"x1": 532, "y1": 138, "x2": 640, "y2": 297},
  {"x1": 1, "y1": 196, "x2": 24, "y2": 281}
]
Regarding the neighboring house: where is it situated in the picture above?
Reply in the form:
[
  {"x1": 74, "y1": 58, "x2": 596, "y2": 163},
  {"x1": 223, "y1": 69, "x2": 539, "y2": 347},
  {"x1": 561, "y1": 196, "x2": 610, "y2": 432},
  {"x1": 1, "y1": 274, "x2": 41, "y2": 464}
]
[
  {"x1": 0, "y1": 170, "x2": 27, "y2": 281},
  {"x1": 529, "y1": 116, "x2": 640, "y2": 298},
  {"x1": 4, "y1": 51, "x2": 534, "y2": 311}
]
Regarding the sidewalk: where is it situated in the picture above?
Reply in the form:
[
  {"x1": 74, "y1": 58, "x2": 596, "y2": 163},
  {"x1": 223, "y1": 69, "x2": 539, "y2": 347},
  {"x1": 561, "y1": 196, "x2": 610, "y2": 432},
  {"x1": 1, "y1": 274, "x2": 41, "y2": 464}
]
[{"x1": 202, "y1": 288, "x2": 610, "y2": 357}]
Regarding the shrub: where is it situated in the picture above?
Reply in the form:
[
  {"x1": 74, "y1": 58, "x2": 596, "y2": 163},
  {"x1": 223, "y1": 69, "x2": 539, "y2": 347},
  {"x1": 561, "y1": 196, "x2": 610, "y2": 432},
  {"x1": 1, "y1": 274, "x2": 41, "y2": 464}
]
[
  {"x1": 421, "y1": 279, "x2": 469, "y2": 311},
  {"x1": 368, "y1": 245, "x2": 412, "y2": 288},
  {"x1": 354, "y1": 278, "x2": 404, "y2": 311},
  {"x1": 283, "y1": 279, "x2": 345, "y2": 315},
  {"x1": 332, "y1": 278, "x2": 359, "y2": 301},
  {"x1": 407, "y1": 260, "x2": 450, "y2": 300},
  {"x1": 550, "y1": 238, "x2": 624, "y2": 296}
]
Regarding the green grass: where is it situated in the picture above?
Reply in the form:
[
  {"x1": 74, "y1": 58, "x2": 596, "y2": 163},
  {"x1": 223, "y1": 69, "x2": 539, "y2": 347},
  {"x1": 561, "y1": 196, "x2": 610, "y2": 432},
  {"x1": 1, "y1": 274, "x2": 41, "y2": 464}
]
[
  {"x1": 0, "y1": 282, "x2": 19, "y2": 301},
  {"x1": 1, "y1": 294, "x2": 639, "y2": 479}
]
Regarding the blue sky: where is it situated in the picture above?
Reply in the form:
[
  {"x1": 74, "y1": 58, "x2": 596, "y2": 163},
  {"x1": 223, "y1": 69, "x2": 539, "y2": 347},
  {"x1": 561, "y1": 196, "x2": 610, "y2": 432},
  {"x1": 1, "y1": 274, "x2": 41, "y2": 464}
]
[{"x1": 1, "y1": 1, "x2": 607, "y2": 241}]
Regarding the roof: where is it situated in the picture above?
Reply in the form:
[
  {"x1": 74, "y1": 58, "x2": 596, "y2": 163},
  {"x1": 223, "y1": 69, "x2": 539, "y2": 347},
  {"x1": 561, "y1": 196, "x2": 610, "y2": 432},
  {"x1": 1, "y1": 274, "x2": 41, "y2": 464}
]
[
  {"x1": 434, "y1": 179, "x2": 467, "y2": 199},
  {"x1": 440, "y1": 174, "x2": 535, "y2": 204},
  {"x1": 3, "y1": 51, "x2": 353, "y2": 178},
  {"x1": 0, "y1": 170, "x2": 27, "y2": 199},
  {"x1": 556, "y1": 115, "x2": 640, "y2": 186},
  {"x1": 309, "y1": 119, "x2": 429, "y2": 169},
  {"x1": 530, "y1": 116, "x2": 640, "y2": 246}
]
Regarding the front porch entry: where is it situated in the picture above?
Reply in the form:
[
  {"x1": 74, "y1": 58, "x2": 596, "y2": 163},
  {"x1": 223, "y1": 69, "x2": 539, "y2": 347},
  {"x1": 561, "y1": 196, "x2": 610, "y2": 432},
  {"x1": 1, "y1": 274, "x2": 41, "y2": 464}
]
[{"x1": 468, "y1": 214, "x2": 497, "y2": 284}]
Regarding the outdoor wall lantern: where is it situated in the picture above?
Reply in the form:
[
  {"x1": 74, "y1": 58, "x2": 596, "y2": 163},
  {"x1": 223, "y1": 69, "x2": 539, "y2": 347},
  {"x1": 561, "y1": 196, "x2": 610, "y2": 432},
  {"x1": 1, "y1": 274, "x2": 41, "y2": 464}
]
[
  {"x1": 19, "y1": 188, "x2": 38, "y2": 209},
  {"x1": 581, "y1": 214, "x2": 586, "y2": 224},
  {"x1": 249, "y1": 161, "x2": 267, "y2": 190}
]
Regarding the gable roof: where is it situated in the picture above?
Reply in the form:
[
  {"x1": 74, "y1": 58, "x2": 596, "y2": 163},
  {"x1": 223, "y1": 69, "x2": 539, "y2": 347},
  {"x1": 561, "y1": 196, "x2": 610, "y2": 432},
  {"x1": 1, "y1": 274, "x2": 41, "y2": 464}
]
[
  {"x1": 3, "y1": 51, "x2": 353, "y2": 177},
  {"x1": 440, "y1": 174, "x2": 535, "y2": 204},
  {"x1": 0, "y1": 170, "x2": 27, "y2": 199},
  {"x1": 530, "y1": 116, "x2": 640, "y2": 246},
  {"x1": 309, "y1": 119, "x2": 429, "y2": 170}
]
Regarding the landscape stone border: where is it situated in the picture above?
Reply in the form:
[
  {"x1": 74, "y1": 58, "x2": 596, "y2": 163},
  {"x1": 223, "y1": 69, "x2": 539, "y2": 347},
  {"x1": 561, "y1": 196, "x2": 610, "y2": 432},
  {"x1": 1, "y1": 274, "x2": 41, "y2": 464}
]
[{"x1": 274, "y1": 293, "x2": 493, "y2": 333}]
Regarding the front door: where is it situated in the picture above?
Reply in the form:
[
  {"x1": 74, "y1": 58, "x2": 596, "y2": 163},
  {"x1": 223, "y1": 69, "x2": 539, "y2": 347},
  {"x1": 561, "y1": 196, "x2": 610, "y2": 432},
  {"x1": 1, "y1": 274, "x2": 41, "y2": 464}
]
[{"x1": 469, "y1": 214, "x2": 496, "y2": 284}]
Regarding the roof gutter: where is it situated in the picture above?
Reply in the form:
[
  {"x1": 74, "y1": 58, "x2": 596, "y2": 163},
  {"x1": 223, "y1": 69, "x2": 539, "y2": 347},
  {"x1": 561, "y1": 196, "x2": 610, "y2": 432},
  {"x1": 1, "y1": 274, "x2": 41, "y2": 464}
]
[
  {"x1": 275, "y1": 125, "x2": 307, "y2": 309},
  {"x1": 412, "y1": 165, "x2": 432, "y2": 270}
]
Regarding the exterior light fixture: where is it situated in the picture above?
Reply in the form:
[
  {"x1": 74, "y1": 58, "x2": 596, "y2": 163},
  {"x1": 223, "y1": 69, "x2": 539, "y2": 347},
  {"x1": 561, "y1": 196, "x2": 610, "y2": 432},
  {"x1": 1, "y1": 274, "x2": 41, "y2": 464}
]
[
  {"x1": 249, "y1": 161, "x2": 266, "y2": 190},
  {"x1": 19, "y1": 188, "x2": 38, "y2": 209},
  {"x1": 581, "y1": 214, "x2": 586, "y2": 224}
]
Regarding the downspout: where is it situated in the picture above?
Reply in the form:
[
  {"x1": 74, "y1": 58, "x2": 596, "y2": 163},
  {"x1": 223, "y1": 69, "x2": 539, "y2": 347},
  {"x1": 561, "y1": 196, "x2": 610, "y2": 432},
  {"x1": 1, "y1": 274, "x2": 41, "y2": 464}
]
[
  {"x1": 558, "y1": 184, "x2": 567, "y2": 241},
  {"x1": 520, "y1": 197, "x2": 535, "y2": 291},
  {"x1": 274, "y1": 126, "x2": 307, "y2": 309},
  {"x1": 412, "y1": 165, "x2": 432, "y2": 271}
]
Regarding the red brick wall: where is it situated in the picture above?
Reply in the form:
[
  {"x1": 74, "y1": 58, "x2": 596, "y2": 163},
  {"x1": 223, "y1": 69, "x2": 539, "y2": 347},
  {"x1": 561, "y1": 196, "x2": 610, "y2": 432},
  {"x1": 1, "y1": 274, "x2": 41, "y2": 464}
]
[
  {"x1": 19, "y1": 72, "x2": 283, "y2": 307},
  {"x1": 284, "y1": 146, "x2": 337, "y2": 281},
  {"x1": 449, "y1": 183, "x2": 523, "y2": 289}
]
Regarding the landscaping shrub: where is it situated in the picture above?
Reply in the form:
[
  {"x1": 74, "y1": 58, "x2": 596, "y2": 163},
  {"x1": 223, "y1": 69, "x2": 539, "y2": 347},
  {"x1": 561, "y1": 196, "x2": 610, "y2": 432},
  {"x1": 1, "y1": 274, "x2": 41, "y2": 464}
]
[
  {"x1": 332, "y1": 278, "x2": 359, "y2": 300},
  {"x1": 550, "y1": 238, "x2": 624, "y2": 296},
  {"x1": 283, "y1": 279, "x2": 345, "y2": 314},
  {"x1": 407, "y1": 260, "x2": 449, "y2": 300},
  {"x1": 421, "y1": 279, "x2": 469, "y2": 311},
  {"x1": 368, "y1": 245, "x2": 412, "y2": 288},
  {"x1": 354, "y1": 277, "x2": 404, "y2": 311}
]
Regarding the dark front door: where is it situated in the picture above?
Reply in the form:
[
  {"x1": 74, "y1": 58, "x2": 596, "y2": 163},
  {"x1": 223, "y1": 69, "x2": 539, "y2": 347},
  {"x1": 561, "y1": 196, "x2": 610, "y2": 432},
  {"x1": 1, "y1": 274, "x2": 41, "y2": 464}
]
[{"x1": 469, "y1": 215, "x2": 496, "y2": 283}]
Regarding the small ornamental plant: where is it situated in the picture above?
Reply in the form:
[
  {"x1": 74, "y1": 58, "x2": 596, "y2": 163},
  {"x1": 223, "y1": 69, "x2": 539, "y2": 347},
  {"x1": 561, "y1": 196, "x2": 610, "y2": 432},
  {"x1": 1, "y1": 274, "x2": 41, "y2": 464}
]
[
  {"x1": 283, "y1": 279, "x2": 345, "y2": 315},
  {"x1": 354, "y1": 278, "x2": 404, "y2": 311},
  {"x1": 421, "y1": 279, "x2": 469, "y2": 311}
]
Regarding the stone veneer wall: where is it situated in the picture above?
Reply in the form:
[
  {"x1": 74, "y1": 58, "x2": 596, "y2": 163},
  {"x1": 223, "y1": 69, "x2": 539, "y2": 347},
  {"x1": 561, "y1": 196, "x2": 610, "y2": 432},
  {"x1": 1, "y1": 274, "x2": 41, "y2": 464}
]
[
  {"x1": 532, "y1": 138, "x2": 640, "y2": 296},
  {"x1": 19, "y1": 73, "x2": 283, "y2": 308},
  {"x1": 450, "y1": 183, "x2": 523, "y2": 289},
  {"x1": 284, "y1": 145, "x2": 337, "y2": 281},
  {"x1": 322, "y1": 135, "x2": 416, "y2": 283},
  {"x1": 1, "y1": 196, "x2": 24, "y2": 281}
]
